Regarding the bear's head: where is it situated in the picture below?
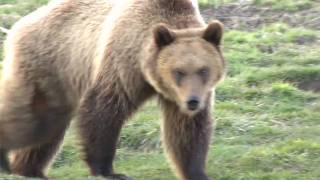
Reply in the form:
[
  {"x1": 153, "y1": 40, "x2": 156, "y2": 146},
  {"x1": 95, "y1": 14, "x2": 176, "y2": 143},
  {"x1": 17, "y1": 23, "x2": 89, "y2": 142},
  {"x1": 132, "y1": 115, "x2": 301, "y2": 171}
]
[{"x1": 143, "y1": 21, "x2": 226, "y2": 116}]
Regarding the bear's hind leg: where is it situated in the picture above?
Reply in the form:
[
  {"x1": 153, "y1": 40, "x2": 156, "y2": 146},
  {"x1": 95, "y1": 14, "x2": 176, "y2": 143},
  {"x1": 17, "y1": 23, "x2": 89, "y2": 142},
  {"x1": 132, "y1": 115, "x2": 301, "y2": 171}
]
[
  {"x1": 8, "y1": 84, "x2": 72, "y2": 178},
  {"x1": 10, "y1": 129, "x2": 66, "y2": 179},
  {"x1": 0, "y1": 80, "x2": 71, "y2": 178},
  {"x1": 0, "y1": 82, "x2": 40, "y2": 172}
]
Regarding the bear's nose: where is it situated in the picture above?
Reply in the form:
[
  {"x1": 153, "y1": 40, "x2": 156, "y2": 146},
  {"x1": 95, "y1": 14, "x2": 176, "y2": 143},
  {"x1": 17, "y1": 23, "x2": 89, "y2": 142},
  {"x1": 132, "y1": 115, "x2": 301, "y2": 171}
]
[{"x1": 187, "y1": 96, "x2": 199, "y2": 111}]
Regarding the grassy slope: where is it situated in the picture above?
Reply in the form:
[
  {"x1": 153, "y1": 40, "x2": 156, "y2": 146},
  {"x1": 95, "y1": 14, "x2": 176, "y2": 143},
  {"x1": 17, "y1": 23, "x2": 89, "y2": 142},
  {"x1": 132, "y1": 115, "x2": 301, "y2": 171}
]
[{"x1": 1, "y1": 0, "x2": 320, "y2": 179}]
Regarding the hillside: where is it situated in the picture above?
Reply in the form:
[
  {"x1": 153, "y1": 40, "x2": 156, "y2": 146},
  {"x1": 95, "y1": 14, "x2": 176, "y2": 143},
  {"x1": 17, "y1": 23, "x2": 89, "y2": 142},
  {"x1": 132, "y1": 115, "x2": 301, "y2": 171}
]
[{"x1": 0, "y1": 0, "x2": 320, "y2": 179}]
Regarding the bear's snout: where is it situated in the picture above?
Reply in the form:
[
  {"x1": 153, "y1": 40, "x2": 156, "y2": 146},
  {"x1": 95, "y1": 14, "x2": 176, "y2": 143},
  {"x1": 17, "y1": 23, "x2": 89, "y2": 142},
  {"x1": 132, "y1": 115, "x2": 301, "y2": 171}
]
[{"x1": 187, "y1": 96, "x2": 200, "y2": 111}]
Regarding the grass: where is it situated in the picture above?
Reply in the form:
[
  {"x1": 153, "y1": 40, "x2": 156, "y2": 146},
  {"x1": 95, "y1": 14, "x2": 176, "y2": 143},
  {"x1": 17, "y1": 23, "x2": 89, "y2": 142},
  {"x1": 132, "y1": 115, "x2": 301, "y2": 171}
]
[
  {"x1": 0, "y1": 0, "x2": 47, "y2": 15},
  {"x1": 1, "y1": 0, "x2": 320, "y2": 180}
]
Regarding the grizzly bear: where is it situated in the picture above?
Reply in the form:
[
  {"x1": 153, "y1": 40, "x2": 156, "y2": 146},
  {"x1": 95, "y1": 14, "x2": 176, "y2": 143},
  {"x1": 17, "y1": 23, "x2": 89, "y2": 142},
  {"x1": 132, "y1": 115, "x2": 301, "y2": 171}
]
[{"x1": 0, "y1": 0, "x2": 226, "y2": 179}]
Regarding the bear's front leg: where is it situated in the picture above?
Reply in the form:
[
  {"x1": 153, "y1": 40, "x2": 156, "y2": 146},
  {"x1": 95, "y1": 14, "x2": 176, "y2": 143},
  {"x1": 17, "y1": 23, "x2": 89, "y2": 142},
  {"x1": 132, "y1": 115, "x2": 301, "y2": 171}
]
[
  {"x1": 161, "y1": 99, "x2": 212, "y2": 180},
  {"x1": 77, "y1": 84, "x2": 137, "y2": 180}
]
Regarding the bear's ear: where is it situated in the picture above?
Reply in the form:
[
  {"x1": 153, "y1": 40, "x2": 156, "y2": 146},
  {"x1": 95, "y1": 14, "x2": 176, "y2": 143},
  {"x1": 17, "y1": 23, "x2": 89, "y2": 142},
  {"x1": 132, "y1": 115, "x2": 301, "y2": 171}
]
[
  {"x1": 153, "y1": 24, "x2": 176, "y2": 48},
  {"x1": 203, "y1": 20, "x2": 224, "y2": 46}
]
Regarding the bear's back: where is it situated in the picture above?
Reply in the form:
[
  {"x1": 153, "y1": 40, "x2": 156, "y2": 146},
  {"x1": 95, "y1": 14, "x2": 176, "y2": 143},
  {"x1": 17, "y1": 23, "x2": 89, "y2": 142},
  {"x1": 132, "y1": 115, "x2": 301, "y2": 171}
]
[{"x1": 3, "y1": 0, "x2": 114, "y2": 102}]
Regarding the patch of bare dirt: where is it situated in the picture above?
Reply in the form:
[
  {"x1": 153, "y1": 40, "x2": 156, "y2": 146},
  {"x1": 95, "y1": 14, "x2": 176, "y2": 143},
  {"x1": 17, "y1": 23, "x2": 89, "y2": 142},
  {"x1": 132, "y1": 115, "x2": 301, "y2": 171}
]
[
  {"x1": 298, "y1": 81, "x2": 320, "y2": 93},
  {"x1": 201, "y1": 2, "x2": 320, "y2": 30}
]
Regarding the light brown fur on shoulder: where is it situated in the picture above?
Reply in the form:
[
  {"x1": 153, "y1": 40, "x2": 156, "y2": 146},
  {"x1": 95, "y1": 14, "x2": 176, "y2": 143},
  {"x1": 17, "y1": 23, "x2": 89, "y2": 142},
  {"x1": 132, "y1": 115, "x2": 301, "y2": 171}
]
[{"x1": 0, "y1": 0, "x2": 226, "y2": 179}]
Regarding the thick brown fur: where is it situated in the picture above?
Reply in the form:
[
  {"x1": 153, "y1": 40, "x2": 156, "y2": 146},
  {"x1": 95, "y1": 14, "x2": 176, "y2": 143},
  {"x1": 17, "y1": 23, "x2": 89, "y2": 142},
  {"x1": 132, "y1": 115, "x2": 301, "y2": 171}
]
[{"x1": 0, "y1": 0, "x2": 226, "y2": 179}]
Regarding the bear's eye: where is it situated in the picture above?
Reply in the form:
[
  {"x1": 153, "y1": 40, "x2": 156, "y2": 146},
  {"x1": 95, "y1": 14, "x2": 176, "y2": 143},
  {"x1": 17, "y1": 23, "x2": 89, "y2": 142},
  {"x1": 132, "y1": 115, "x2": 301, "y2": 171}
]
[
  {"x1": 198, "y1": 67, "x2": 209, "y2": 83},
  {"x1": 172, "y1": 69, "x2": 186, "y2": 85},
  {"x1": 198, "y1": 68, "x2": 209, "y2": 77}
]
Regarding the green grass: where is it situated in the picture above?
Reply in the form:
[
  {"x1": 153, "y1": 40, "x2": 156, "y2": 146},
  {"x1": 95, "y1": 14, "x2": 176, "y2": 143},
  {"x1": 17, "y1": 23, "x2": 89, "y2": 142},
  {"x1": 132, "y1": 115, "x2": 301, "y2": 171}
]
[
  {"x1": 0, "y1": 0, "x2": 47, "y2": 15},
  {"x1": 1, "y1": 0, "x2": 320, "y2": 180}
]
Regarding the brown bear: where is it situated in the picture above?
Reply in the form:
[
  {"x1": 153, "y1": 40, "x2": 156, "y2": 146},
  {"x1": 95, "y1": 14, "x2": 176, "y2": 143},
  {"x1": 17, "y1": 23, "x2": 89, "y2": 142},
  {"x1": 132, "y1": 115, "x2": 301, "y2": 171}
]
[{"x1": 0, "y1": 0, "x2": 226, "y2": 179}]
